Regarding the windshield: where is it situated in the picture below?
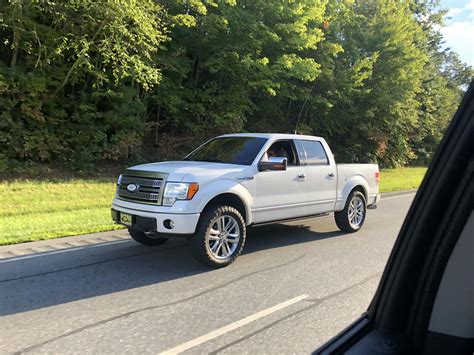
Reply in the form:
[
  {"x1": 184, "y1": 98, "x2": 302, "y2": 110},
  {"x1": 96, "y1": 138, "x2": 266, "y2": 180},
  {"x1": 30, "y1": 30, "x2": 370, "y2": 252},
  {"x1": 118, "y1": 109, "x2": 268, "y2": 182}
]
[{"x1": 185, "y1": 137, "x2": 267, "y2": 165}]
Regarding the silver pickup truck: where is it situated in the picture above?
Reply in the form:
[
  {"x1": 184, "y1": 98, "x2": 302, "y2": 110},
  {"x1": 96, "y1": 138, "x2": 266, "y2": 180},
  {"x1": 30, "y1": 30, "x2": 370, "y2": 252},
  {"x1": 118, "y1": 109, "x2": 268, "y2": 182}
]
[{"x1": 112, "y1": 133, "x2": 380, "y2": 267}]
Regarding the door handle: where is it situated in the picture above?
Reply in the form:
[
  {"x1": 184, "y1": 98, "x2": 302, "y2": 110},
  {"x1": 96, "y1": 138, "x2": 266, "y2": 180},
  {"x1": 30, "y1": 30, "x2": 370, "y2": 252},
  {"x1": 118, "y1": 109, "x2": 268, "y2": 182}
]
[
  {"x1": 297, "y1": 173, "x2": 306, "y2": 180},
  {"x1": 327, "y1": 173, "x2": 335, "y2": 180}
]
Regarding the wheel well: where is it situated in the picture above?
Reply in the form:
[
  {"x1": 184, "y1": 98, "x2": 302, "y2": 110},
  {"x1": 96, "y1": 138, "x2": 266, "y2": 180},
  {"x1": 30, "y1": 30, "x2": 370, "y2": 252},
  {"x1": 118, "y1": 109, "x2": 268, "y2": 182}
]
[
  {"x1": 351, "y1": 185, "x2": 367, "y2": 201},
  {"x1": 204, "y1": 193, "x2": 247, "y2": 224}
]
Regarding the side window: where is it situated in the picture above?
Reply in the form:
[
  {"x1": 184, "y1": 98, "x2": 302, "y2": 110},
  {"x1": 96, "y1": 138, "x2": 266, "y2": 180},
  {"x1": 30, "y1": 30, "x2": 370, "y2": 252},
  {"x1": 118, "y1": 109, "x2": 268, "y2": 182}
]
[
  {"x1": 262, "y1": 140, "x2": 299, "y2": 166},
  {"x1": 300, "y1": 140, "x2": 329, "y2": 165}
]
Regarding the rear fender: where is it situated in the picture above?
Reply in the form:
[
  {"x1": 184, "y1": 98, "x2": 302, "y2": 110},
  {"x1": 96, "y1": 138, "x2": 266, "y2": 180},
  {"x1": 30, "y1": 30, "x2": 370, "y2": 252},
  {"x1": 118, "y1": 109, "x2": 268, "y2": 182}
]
[{"x1": 336, "y1": 176, "x2": 369, "y2": 211}]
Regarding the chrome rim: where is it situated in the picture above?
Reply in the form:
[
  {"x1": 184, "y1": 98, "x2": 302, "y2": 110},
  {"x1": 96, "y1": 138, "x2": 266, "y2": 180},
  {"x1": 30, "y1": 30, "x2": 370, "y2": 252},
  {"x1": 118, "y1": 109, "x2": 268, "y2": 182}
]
[
  {"x1": 207, "y1": 215, "x2": 240, "y2": 259},
  {"x1": 348, "y1": 196, "x2": 365, "y2": 228}
]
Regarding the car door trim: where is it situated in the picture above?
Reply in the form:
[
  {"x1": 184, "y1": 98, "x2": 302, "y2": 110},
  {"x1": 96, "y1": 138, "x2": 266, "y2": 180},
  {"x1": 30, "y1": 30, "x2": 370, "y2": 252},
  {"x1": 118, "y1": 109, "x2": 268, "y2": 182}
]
[{"x1": 252, "y1": 199, "x2": 335, "y2": 212}]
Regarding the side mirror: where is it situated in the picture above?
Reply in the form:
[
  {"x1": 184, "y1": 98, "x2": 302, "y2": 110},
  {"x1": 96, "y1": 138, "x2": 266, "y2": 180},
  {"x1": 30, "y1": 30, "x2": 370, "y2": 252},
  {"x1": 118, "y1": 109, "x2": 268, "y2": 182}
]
[{"x1": 258, "y1": 157, "x2": 287, "y2": 172}]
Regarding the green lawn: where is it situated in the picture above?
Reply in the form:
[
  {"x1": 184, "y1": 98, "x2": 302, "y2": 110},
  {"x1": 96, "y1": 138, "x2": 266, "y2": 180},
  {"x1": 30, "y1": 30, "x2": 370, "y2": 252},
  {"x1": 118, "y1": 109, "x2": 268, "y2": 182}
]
[
  {"x1": 0, "y1": 167, "x2": 427, "y2": 245},
  {"x1": 379, "y1": 167, "x2": 427, "y2": 193},
  {"x1": 0, "y1": 179, "x2": 124, "y2": 245}
]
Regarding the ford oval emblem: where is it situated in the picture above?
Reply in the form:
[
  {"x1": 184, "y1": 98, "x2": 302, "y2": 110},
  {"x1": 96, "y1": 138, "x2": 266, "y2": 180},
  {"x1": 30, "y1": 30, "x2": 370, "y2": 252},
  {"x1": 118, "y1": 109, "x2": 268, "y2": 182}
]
[{"x1": 126, "y1": 183, "x2": 138, "y2": 192}]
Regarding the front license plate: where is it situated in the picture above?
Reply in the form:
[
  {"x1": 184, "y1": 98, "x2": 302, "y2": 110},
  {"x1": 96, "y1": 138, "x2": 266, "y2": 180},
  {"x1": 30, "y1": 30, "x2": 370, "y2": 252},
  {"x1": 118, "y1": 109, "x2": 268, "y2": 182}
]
[{"x1": 119, "y1": 213, "x2": 132, "y2": 226}]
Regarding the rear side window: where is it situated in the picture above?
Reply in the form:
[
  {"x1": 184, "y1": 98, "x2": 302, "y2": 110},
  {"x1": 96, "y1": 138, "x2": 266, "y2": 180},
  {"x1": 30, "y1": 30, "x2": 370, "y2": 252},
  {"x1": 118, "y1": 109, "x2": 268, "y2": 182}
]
[{"x1": 300, "y1": 140, "x2": 329, "y2": 165}]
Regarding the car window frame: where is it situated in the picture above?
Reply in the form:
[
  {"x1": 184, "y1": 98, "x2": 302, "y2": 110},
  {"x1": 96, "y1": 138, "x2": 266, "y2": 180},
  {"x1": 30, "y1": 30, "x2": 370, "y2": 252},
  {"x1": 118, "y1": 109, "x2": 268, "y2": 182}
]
[
  {"x1": 258, "y1": 139, "x2": 301, "y2": 167},
  {"x1": 297, "y1": 139, "x2": 330, "y2": 166}
]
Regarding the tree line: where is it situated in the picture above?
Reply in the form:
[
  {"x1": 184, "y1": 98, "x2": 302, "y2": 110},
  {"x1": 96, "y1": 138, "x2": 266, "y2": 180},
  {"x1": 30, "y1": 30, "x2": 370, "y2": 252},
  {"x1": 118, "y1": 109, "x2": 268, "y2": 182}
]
[{"x1": 0, "y1": 0, "x2": 472, "y2": 171}]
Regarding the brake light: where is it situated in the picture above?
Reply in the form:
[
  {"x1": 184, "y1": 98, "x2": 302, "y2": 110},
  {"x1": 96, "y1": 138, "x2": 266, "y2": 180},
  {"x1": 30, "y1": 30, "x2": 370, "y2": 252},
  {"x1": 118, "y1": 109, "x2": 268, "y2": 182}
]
[{"x1": 375, "y1": 171, "x2": 380, "y2": 185}]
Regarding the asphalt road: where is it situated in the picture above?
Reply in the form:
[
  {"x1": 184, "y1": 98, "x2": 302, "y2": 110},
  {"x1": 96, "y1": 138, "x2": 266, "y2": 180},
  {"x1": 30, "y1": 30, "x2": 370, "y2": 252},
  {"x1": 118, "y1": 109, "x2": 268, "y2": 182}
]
[{"x1": 0, "y1": 192, "x2": 415, "y2": 354}]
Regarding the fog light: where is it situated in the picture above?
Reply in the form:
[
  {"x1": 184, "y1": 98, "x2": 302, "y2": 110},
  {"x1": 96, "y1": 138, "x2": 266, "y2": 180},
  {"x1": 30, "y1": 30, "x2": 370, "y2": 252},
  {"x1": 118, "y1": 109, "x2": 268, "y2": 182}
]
[{"x1": 163, "y1": 219, "x2": 175, "y2": 230}]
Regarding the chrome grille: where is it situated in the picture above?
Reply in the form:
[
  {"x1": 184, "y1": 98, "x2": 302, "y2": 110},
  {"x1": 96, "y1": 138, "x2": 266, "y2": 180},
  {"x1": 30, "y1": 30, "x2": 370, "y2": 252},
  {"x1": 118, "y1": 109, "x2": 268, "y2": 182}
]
[{"x1": 117, "y1": 174, "x2": 164, "y2": 204}]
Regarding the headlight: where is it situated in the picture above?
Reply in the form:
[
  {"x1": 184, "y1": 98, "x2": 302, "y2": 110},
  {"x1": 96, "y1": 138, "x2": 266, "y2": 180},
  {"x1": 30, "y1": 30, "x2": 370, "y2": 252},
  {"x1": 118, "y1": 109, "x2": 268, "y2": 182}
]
[{"x1": 163, "y1": 182, "x2": 199, "y2": 206}]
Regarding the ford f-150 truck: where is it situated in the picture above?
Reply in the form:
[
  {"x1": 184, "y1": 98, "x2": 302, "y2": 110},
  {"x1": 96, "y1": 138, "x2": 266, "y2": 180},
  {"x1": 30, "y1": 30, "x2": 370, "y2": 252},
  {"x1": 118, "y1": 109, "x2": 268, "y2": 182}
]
[{"x1": 111, "y1": 133, "x2": 380, "y2": 267}]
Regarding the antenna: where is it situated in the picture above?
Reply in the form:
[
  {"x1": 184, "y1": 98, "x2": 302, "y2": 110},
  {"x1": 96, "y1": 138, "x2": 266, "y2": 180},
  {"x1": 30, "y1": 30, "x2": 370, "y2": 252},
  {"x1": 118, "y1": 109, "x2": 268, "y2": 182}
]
[{"x1": 294, "y1": 84, "x2": 315, "y2": 134}]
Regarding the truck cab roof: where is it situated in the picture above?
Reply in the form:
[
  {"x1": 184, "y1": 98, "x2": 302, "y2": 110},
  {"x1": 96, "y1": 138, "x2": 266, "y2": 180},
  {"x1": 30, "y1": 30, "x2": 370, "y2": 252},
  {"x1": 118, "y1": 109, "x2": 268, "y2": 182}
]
[{"x1": 217, "y1": 133, "x2": 324, "y2": 141}]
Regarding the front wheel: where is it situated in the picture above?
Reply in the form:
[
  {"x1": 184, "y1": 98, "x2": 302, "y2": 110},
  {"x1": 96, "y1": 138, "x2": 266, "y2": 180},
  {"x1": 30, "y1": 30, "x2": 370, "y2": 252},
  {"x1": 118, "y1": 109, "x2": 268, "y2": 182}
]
[
  {"x1": 128, "y1": 228, "x2": 168, "y2": 246},
  {"x1": 188, "y1": 205, "x2": 246, "y2": 268},
  {"x1": 335, "y1": 191, "x2": 367, "y2": 233}
]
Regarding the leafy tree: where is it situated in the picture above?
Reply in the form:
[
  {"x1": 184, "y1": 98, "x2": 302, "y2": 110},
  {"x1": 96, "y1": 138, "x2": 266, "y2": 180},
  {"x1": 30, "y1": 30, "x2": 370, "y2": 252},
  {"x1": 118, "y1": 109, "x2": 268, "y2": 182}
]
[
  {"x1": 0, "y1": 0, "x2": 471, "y2": 171},
  {"x1": 0, "y1": 0, "x2": 169, "y2": 169},
  {"x1": 300, "y1": 0, "x2": 429, "y2": 166},
  {"x1": 408, "y1": 0, "x2": 473, "y2": 165},
  {"x1": 147, "y1": 0, "x2": 327, "y2": 156}
]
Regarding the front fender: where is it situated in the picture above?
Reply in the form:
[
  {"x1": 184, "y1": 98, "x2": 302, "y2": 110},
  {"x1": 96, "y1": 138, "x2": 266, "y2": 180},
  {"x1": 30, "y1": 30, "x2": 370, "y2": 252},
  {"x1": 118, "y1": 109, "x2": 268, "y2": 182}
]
[
  {"x1": 336, "y1": 175, "x2": 369, "y2": 211},
  {"x1": 194, "y1": 180, "x2": 254, "y2": 225}
]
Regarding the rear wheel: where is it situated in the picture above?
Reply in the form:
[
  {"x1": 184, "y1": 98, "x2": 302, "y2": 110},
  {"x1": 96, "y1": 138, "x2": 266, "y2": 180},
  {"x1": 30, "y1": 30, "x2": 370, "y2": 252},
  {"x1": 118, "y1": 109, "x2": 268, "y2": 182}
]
[
  {"x1": 128, "y1": 228, "x2": 168, "y2": 246},
  {"x1": 188, "y1": 205, "x2": 246, "y2": 268},
  {"x1": 335, "y1": 190, "x2": 366, "y2": 233}
]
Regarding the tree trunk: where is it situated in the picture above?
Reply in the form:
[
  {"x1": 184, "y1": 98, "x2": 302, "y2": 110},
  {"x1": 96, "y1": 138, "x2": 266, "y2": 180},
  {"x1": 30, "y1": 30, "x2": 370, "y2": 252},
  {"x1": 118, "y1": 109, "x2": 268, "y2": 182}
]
[
  {"x1": 10, "y1": 0, "x2": 23, "y2": 70},
  {"x1": 154, "y1": 105, "x2": 161, "y2": 147},
  {"x1": 286, "y1": 99, "x2": 293, "y2": 119},
  {"x1": 194, "y1": 56, "x2": 201, "y2": 91},
  {"x1": 218, "y1": 71, "x2": 224, "y2": 93}
]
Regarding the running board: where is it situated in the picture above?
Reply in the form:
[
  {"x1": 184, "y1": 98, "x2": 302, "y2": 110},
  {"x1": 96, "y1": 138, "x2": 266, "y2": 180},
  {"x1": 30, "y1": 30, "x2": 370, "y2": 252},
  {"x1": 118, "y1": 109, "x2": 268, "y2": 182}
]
[{"x1": 251, "y1": 213, "x2": 330, "y2": 227}]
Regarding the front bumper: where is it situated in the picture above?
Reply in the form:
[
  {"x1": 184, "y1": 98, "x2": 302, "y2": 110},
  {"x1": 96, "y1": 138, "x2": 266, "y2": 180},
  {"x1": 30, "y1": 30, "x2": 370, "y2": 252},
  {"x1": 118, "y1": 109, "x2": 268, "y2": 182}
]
[{"x1": 111, "y1": 205, "x2": 200, "y2": 235}]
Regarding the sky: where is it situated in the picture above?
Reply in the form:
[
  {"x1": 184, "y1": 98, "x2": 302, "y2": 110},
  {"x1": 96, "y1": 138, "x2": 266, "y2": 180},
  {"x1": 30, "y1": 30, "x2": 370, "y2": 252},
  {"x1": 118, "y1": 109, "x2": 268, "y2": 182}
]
[{"x1": 439, "y1": 0, "x2": 474, "y2": 65}]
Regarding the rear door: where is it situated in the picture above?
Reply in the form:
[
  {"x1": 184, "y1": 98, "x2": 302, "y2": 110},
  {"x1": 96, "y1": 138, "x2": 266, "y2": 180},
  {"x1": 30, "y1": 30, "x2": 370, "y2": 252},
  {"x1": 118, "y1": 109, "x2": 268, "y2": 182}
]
[{"x1": 297, "y1": 139, "x2": 337, "y2": 214}]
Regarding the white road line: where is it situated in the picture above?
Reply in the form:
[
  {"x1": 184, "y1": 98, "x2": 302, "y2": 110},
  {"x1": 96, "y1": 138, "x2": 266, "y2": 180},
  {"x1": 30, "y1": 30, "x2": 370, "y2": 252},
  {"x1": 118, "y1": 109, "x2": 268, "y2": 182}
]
[
  {"x1": 0, "y1": 239, "x2": 132, "y2": 263},
  {"x1": 159, "y1": 294, "x2": 309, "y2": 355}
]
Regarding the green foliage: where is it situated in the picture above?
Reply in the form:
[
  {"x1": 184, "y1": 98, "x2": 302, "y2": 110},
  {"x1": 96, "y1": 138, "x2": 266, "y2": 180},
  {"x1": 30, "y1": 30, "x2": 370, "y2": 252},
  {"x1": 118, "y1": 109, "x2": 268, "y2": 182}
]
[
  {"x1": 304, "y1": 0, "x2": 430, "y2": 166},
  {"x1": 407, "y1": 1, "x2": 473, "y2": 165},
  {"x1": 0, "y1": 0, "x2": 472, "y2": 170},
  {"x1": 153, "y1": 0, "x2": 326, "y2": 137},
  {"x1": 0, "y1": 0, "x2": 168, "y2": 169}
]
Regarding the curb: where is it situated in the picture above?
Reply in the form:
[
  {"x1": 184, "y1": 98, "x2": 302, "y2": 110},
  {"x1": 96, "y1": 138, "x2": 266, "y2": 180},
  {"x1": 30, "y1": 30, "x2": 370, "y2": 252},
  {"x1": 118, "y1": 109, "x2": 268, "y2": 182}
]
[
  {"x1": 380, "y1": 189, "x2": 418, "y2": 198},
  {"x1": 0, "y1": 229, "x2": 129, "y2": 260}
]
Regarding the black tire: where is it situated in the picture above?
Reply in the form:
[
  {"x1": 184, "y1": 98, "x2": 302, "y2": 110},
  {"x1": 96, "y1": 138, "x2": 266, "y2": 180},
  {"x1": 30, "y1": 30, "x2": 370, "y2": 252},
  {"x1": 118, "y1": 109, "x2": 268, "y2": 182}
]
[
  {"x1": 128, "y1": 228, "x2": 168, "y2": 246},
  {"x1": 188, "y1": 205, "x2": 246, "y2": 268},
  {"x1": 335, "y1": 190, "x2": 367, "y2": 233}
]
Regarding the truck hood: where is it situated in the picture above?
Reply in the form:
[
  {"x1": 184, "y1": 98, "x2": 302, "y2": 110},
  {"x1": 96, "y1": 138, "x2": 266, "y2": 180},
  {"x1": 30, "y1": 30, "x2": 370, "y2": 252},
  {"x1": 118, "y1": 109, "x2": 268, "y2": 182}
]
[{"x1": 127, "y1": 161, "x2": 252, "y2": 183}]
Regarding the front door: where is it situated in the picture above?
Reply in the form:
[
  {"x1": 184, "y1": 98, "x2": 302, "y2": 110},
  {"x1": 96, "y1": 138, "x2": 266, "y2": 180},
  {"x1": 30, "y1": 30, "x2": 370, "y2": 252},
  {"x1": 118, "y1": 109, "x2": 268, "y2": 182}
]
[{"x1": 252, "y1": 140, "x2": 307, "y2": 223}]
